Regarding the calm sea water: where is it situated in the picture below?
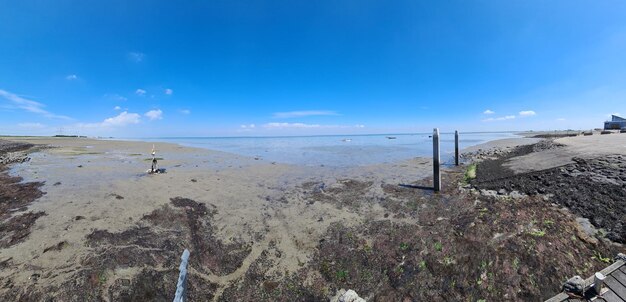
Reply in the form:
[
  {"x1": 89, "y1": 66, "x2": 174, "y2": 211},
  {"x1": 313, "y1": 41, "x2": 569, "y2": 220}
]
[{"x1": 134, "y1": 132, "x2": 517, "y2": 167}]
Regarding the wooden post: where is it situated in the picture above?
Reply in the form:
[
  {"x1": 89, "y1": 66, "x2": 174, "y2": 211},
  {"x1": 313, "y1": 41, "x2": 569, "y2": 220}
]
[
  {"x1": 433, "y1": 128, "x2": 441, "y2": 192},
  {"x1": 593, "y1": 272, "x2": 605, "y2": 295},
  {"x1": 454, "y1": 130, "x2": 459, "y2": 166}
]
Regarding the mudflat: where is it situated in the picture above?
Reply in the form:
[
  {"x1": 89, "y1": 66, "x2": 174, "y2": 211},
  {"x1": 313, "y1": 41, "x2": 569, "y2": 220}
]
[{"x1": 0, "y1": 134, "x2": 625, "y2": 301}]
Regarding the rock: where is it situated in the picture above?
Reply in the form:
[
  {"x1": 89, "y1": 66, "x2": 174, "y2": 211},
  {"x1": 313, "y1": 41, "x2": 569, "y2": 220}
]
[
  {"x1": 509, "y1": 191, "x2": 525, "y2": 199},
  {"x1": 497, "y1": 189, "x2": 507, "y2": 195},
  {"x1": 542, "y1": 194, "x2": 553, "y2": 201},
  {"x1": 0, "y1": 152, "x2": 30, "y2": 165},
  {"x1": 562, "y1": 276, "x2": 584, "y2": 295},
  {"x1": 331, "y1": 289, "x2": 366, "y2": 302},
  {"x1": 574, "y1": 217, "x2": 599, "y2": 245},
  {"x1": 479, "y1": 189, "x2": 497, "y2": 197}
]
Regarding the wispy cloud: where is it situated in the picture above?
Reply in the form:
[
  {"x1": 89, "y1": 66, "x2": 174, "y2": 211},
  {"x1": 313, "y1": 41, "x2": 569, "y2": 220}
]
[
  {"x1": 556, "y1": 118, "x2": 566, "y2": 121},
  {"x1": 240, "y1": 124, "x2": 256, "y2": 129},
  {"x1": 145, "y1": 109, "x2": 163, "y2": 120},
  {"x1": 164, "y1": 88, "x2": 173, "y2": 95},
  {"x1": 482, "y1": 115, "x2": 516, "y2": 122},
  {"x1": 135, "y1": 89, "x2": 147, "y2": 96},
  {"x1": 263, "y1": 122, "x2": 364, "y2": 129},
  {"x1": 104, "y1": 94, "x2": 127, "y2": 102},
  {"x1": 128, "y1": 52, "x2": 145, "y2": 62},
  {"x1": 66, "y1": 74, "x2": 78, "y2": 80},
  {"x1": 114, "y1": 106, "x2": 122, "y2": 111},
  {"x1": 18, "y1": 122, "x2": 46, "y2": 129},
  {"x1": 0, "y1": 89, "x2": 71, "y2": 120},
  {"x1": 264, "y1": 122, "x2": 321, "y2": 129},
  {"x1": 483, "y1": 109, "x2": 495, "y2": 114},
  {"x1": 519, "y1": 110, "x2": 536, "y2": 117},
  {"x1": 272, "y1": 110, "x2": 339, "y2": 118},
  {"x1": 179, "y1": 109, "x2": 191, "y2": 115}
]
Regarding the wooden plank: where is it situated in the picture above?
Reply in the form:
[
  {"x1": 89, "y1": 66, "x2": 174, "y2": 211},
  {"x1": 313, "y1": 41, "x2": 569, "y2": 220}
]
[
  {"x1": 598, "y1": 290, "x2": 623, "y2": 302},
  {"x1": 612, "y1": 268, "x2": 626, "y2": 287},
  {"x1": 545, "y1": 293, "x2": 570, "y2": 302},
  {"x1": 546, "y1": 263, "x2": 626, "y2": 302},
  {"x1": 605, "y1": 275, "x2": 626, "y2": 301},
  {"x1": 601, "y1": 261, "x2": 626, "y2": 277}
]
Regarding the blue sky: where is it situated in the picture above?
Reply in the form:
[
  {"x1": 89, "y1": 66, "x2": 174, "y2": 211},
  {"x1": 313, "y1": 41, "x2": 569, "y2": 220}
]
[{"x1": 1, "y1": 1, "x2": 626, "y2": 137}]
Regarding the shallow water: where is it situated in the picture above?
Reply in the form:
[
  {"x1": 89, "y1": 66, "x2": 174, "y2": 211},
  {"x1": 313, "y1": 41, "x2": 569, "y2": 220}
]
[{"x1": 132, "y1": 132, "x2": 518, "y2": 167}]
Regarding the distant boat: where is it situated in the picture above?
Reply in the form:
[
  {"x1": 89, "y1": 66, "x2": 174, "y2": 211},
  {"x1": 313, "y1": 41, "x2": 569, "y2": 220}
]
[
  {"x1": 341, "y1": 139, "x2": 352, "y2": 142},
  {"x1": 386, "y1": 136, "x2": 397, "y2": 139}
]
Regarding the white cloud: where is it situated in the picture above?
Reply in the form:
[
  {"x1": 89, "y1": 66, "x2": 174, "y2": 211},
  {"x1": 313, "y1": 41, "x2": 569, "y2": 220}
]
[
  {"x1": 145, "y1": 109, "x2": 163, "y2": 120},
  {"x1": 0, "y1": 89, "x2": 71, "y2": 120},
  {"x1": 179, "y1": 109, "x2": 191, "y2": 115},
  {"x1": 164, "y1": 88, "x2": 173, "y2": 95},
  {"x1": 75, "y1": 111, "x2": 141, "y2": 130},
  {"x1": 114, "y1": 106, "x2": 121, "y2": 111},
  {"x1": 262, "y1": 122, "x2": 364, "y2": 129},
  {"x1": 483, "y1": 109, "x2": 495, "y2": 114},
  {"x1": 482, "y1": 115, "x2": 516, "y2": 122},
  {"x1": 18, "y1": 123, "x2": 46, "y2": 129},
  {"x1": 519, "y1": 110, "x2": 536, "y2": 117},
  {"x1": 240, "y1": 124, "x2": 256, "y2": 129},
  {"x1": 272, "y1": 110, "x2": 339, "y2": 118},
  {"x1": 102, "y1": 111, "x2": 141, "y2": 127},
  {"x1": 79, "y1": 111, "x2": 141, "y2": 128},
  {"x1": 104, "y1": 94, "x2": 127, "y2": 102},
  {"x1": 128, "y1": 52, "x2": 145, "y2": 62},
  {"x1": 556, "y1": 118, "x2": 566, "y2": 121},
  {"x1": 135, "y1": 89, "x2": 147, "y2": 96},
  {"x1": 66, "y1": 74, "x2": 78, "y2": 80}
]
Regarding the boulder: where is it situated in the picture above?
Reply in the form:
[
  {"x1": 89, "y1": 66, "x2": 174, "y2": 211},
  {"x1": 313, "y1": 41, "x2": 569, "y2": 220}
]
[{"x1": 331, "y1": 289, "x2": 366, "y2": 302}]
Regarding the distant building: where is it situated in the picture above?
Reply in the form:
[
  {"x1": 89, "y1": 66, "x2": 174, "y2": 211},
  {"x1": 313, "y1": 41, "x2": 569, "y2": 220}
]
[{"x1": 604, "y1": 115, "x2": 626, "y2": 130}]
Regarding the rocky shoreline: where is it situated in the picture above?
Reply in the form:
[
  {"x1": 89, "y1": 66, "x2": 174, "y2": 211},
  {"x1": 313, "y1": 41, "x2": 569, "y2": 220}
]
[
  {"x1": 0, "y1": 141, "x2": 33, "y2": 165},
  {"x1": 464, "y1": 139, "x2": 626, "y2": 244}
]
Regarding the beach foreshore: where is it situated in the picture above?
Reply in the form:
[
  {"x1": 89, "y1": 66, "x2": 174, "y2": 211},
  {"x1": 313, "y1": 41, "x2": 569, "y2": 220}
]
[{"x1": 0, "y1": 134, "x2": 624, "y2": 301}]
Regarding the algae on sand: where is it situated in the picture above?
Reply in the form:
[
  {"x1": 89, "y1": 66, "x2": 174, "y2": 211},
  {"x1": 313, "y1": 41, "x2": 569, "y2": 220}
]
[{"x1": 463, "y1": 163, "x2": 477, "y2": 183}]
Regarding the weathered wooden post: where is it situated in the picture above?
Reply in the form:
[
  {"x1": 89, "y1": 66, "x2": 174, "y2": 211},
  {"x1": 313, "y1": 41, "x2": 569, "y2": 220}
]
[
  {"x1": 173, "y1": 249, "x2": 190, "y2": 302},
  {"x1": 593, "y1": 272, "x2": 605, "y2": 294},
  {"x1": 454, "y1": 130, "x2": 459, "y2": 166},
  {"x1": 433, "y1": 128, "x2": 441, "y2": 192}
]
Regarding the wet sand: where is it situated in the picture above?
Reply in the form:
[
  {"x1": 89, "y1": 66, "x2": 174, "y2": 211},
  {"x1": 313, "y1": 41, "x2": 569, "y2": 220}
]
[
  {"x1": 0, "y1": 137, "x2": 433, "y2": 301},
  {"x1": 1, "y1": 134, "x2": 625, "y2": 301}
]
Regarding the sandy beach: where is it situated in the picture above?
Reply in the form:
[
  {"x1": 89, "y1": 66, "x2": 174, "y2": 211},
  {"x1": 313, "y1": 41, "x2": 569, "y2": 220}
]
[{"x1": 1, "y1": 133, "x2": 625, "y2": 301}]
